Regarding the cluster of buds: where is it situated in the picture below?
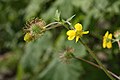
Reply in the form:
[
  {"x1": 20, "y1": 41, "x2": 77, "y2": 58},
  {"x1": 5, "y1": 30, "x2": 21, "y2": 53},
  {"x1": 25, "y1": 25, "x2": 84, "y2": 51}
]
[
  {"x1": 114, "y1": 30, "x2": 120, "y2": 49},
  {"x1": 59, "y1": 47, "x2": 74, "y2": 63},
  {"x1": 23, "y1": 18, "x2": 46, "y2": 42}
]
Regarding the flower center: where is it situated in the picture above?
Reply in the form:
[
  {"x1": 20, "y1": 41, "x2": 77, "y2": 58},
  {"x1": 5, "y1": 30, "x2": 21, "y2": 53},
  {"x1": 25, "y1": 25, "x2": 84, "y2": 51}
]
[
  {"x1": 76, "y1": 30, "x2": 82, "y2": 37},
  {"x1": 106, "y1": 38, "x2": 111, "y2": 42}
]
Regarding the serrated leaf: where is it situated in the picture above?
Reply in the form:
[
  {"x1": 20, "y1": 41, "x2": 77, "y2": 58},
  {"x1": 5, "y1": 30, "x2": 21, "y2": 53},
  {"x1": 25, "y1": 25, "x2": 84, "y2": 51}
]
[
  {"x1": 66, "y1": 15, "x2": 75, "y2": 22},
  {"x1": 21, "y1": 32, "x2": 53, "y2": 73},
  {"x1": 54, "y1": 10, "x2": 61, "y2": 21},
  {"x1": 37, "y1": 57, "x2": 84, "y2": 80}
]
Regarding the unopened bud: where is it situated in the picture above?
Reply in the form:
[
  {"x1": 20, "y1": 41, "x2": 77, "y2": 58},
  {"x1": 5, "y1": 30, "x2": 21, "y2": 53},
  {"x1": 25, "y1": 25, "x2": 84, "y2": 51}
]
[
  {"x1": 23, "y1": 18, "x2": 46, "y2": 42},
  {"x1": 114, "y1": 30, "x2": 120, "y2": 49},
  {"x1": 114, "y1": 30, "x2": 120, "y2": 39},
  {"x1": 24, "y1": 33, "x2": 33, "y2": 42},
  {"x1": 59, "y1": 47, "x2": 74, "y2": 63}
]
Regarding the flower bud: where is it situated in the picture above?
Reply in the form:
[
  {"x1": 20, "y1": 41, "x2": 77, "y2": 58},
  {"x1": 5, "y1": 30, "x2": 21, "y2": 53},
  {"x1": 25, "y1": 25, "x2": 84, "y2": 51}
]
[
  {"x1": 114, "y1": 29, "x2": 120, "y2": 39},
  {"x1": 114, "y1": 30, "x2": 120, "y2": 49},
  {"x1": 23, "y1": 18, "x2": 46, "y2": 42},
  {"x1": 59, "y1": 47, "x2": 74, "y2": 63},
  {"x1": 24, "y1": 33, "x2": 33, "y2": 42}
]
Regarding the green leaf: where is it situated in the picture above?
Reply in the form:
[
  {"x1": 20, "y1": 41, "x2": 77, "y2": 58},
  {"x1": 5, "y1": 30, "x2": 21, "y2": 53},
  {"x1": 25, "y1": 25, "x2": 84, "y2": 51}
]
[
  {"x1": 54, "y1": 10, "x2": 61, "y2": 21},
  {"x1": 21, "y1": 31, "x2": 53, "y2": 73},
  {"x1": 66, "y1": 15, "x2": 75, "y2": 22},
  {"x1": 16, "y1": 64, "x2": 24, "y2": 80},
  {"x1": 37, "y1": 58, "x2": 84, "y2": 80}
]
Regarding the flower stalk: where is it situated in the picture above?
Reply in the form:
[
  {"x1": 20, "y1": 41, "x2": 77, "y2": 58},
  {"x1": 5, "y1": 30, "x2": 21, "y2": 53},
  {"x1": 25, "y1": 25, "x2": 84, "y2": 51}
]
[
  {"x1": 71, "y1": 54, "x2": 120, "y2": 80},
  {"x1": 23, "y1": 15, "x2": 120, "y2": 80},
  {"x1": 79, "y1": 39, "x2": 116, "y2": 80},
  {"x1": 44, "y1": 22, "x2": 118, "y2": 80}
]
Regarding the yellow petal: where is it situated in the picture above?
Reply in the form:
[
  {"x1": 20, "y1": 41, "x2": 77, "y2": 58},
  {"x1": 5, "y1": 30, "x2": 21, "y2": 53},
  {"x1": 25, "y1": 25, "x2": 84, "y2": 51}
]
[
  {"x1": 68, "y1": 36, "x2": 75, "y2": 40},
  {"x1": 103, "y1": 40, "x2": 106, "y2": 48},
  {"x1": 66, "y1": 30, "x2": 75, "y2": 36},
  {"x1": 24, "y1": 33, "x2": 32, "y2": 42},
  {"x1": 74, "y1": 23, "x2": 82, "y2": 31},
  {"x1": 108, "y1": 33, "x2": 112, "y2": 39},
  {"x1": 82, "y1": 31, "x2": 89, "y2": 34},
  {"x1": 104, "y1": 31, "x2": 109, "y2": 37},
  {"x1": 76, "y1": 36, "x2": 79, "y2": 42},
  {"x1": 107, "y1": 41, "x2": 112, "y2": 48}
]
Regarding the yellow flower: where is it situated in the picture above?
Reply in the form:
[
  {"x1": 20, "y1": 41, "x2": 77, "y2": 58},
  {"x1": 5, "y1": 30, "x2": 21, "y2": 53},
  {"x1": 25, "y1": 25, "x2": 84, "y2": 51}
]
[
  {"x1": 24, "y1": 32, "x2": 33, "y2": 42},
  {"x1": 103, "y1": 31, "x2": 112, "y2": 49},
  {"x1": 66, "y1": 23, "x2": 89, "y2": 42}
]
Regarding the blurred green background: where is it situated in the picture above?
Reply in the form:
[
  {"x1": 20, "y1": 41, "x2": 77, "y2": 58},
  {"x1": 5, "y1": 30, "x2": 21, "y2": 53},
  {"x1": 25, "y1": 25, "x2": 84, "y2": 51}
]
[{"x1": 0, "y1": 0, "x2": 120, "y2": 80}]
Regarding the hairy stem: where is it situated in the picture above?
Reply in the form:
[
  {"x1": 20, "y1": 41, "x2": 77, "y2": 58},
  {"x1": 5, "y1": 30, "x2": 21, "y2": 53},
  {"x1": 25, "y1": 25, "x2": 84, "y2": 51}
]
[
  {"x1": 46, "y1": 24, "x2": 62, "y2": 30},
  {"x1": 45, "y1": 21, "x2": 71, "y2": 31},
  {"x1": 79, "y1": 39, "x2": 116, "y2": 80},
  {"x1": 71, "y1": 54, "x2": 120, "y2": 80},
  {"x1": 45, "y1": 22, "x2": 60, "y2": 28},
  {"x1": 44, "y1": 22, "x2": 117, "y2": 80}
]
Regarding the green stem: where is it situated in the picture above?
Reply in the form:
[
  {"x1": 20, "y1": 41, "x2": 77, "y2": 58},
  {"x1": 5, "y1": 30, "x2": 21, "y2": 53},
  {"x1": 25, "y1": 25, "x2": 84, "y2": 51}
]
[
  {"x1": 79, "y1": 39, "x2": 116, "y2": 80},
  {"x1": 45, "y1": 22, "x2": 60, "y2": 28},
  {"x1": 45, "y1": 21, "x2": 71, "y2": 31},
  {"x1": 71, "y1": 54, "x2": 120, "y2": 80},
  {"x1": 46, "y1": 24, "x2": 62, "y2": 30},
  {"x1": 43, "y1": 21, "x2": 117, "y2": 80}
]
